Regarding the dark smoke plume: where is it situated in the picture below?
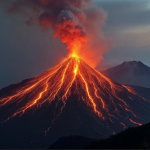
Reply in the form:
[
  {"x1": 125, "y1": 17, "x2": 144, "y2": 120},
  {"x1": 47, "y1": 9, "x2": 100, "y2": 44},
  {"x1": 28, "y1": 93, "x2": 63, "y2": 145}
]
[{"x1": 1, "y1": 0, "x2": 112, "y2": 68}]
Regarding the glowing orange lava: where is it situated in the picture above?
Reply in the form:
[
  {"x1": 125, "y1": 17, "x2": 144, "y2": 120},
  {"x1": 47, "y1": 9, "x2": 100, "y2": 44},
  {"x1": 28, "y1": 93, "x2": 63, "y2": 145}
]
[{"x1": 0, "y1": 56, "x2": 148, "y2": 129}]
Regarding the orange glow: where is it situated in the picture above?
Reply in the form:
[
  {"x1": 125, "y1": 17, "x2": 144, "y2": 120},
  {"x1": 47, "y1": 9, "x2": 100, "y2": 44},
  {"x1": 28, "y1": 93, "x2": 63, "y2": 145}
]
[
  {"x1": 0, "y1": 56, "x2": 147, "y2": 128},
  {"x1": 120, "y1": 122, "x2": 127, "y2": 129},
  {"x1": 69, "y1": 52, "x2": 79, "y2": 59},
  {"x1": 123, "y1": 85, "x2": 148, "y2": 102},
  {"x1": 129, "y1": 119, "x2": 142, "y2": 126}
]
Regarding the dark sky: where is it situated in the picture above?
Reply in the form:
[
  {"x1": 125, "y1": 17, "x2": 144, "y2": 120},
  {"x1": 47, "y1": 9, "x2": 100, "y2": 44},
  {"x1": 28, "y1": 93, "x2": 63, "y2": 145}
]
[{"x1": 0, "y1": 0, "x2": 150, "y2": 89}]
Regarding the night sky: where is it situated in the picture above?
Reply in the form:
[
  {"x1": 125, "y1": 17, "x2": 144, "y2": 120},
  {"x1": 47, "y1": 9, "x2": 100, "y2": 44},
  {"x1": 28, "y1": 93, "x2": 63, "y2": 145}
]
[{"x1": 0, "y1": 0, "x2": 150, "y2": 89}]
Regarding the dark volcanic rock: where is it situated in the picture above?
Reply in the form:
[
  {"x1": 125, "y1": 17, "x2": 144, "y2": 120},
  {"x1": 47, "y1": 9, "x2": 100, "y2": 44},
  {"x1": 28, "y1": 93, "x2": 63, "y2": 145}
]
[{"x1": 49, "y1": 135, "x2": 97, "y2": 149}]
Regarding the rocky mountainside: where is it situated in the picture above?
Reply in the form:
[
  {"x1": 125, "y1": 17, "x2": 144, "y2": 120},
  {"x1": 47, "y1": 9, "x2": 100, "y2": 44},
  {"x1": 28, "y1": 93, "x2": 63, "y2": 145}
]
[{"x1": 0, "y1": 58, "x2": 150, "y2": 148}]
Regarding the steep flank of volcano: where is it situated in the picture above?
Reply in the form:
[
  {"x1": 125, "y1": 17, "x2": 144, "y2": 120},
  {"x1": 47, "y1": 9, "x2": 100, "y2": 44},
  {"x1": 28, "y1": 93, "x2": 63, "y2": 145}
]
[{"x1": 0, "y1": 57, "x2": 150, "y2": 148}]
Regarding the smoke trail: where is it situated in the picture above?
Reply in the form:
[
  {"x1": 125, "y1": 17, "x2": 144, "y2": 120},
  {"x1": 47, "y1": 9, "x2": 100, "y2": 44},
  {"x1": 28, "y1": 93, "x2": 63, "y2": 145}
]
[{"x1": 1, "y1": 0, "x2": 112, "y2": 68}]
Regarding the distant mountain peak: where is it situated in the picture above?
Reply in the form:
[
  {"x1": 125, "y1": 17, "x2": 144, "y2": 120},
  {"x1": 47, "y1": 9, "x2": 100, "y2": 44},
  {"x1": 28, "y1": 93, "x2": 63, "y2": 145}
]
[
  {"x1": 122, "y1": 61, "x2": 148, "y2": 67},
  {"x1": 103, "y1": 60, "x2": 150, "y2": 88},
  {"x1": 121, "y1": 61, "x2": 150, "y2": 71}
]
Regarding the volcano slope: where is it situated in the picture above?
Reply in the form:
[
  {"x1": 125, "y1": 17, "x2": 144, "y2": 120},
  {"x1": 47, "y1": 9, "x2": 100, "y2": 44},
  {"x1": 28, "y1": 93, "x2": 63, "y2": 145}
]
[{"x1": 0, "y1": 57, "x2": 150, "y2": 148}]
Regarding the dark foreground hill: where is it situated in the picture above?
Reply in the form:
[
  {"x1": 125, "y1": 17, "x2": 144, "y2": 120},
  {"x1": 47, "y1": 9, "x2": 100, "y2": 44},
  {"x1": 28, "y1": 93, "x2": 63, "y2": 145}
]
[
  {"x1": 85, "y1": 122, "x2": 150, "y2": 149},
  {"x1": 103, "y1": 61, "x2": 150, "y2": 88}
]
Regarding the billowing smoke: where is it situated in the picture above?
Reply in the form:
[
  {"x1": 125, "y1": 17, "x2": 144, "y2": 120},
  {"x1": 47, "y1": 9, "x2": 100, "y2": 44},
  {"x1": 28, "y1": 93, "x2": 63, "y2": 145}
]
[
  {"x1": 1, "y1": 0, "x2": 112, "y2": 68},
  {"x1": 54, "y1": 10, "x2": 88, "y2": 51}
]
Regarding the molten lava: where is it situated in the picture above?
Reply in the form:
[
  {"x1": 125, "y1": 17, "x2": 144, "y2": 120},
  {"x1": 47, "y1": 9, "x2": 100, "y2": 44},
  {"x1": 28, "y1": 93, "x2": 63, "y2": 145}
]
[{"x1": 0, "y1": 56, "x2": 149, "y2": 129}]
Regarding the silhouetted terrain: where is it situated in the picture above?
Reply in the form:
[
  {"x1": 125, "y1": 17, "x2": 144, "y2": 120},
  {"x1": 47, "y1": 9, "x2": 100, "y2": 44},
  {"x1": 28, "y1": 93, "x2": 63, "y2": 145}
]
[
  {"x1": 85, "y1": 122, "x2": 150, "y2": 149},
  {"x1": 49, "y1": 135, "x2": 97, "y2": 149},
  {"x1": 103, "y1": 61, "x2": 150, "y2": 88}
]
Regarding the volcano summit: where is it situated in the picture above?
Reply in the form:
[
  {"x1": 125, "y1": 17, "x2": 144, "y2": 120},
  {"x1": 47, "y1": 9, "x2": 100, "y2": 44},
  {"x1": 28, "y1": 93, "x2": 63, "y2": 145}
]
[{"x1": 0, "y1": 56, "x2": 150, "y2": 148}]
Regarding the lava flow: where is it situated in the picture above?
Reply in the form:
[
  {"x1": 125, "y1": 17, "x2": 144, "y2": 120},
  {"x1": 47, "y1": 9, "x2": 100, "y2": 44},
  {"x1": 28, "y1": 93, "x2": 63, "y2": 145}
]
[{"x1": 0, "y1": 55, "x2": 149, "y2": 128}]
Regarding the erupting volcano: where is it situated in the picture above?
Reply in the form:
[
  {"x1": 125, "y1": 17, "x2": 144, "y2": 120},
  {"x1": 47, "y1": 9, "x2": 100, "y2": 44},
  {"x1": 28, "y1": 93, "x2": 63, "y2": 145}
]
[
  {"x1": 1, "y1": 55, "x2": 150, "y2": 148},
  {"x1": 0, "y1": 55, "x2": 149, "y2": 122},
  {"x1": 1, "y1": 0, "x2": 150, "y2": 148},
  {"x1": 0, "y1": 55, "x2": 149, "y2": 121}
]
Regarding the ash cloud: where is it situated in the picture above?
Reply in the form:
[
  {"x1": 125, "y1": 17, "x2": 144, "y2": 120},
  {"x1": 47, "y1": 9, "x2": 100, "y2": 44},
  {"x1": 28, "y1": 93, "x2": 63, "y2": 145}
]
[{"x1": 1, "y1": 0, "x2": 111, "y2": 67}]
